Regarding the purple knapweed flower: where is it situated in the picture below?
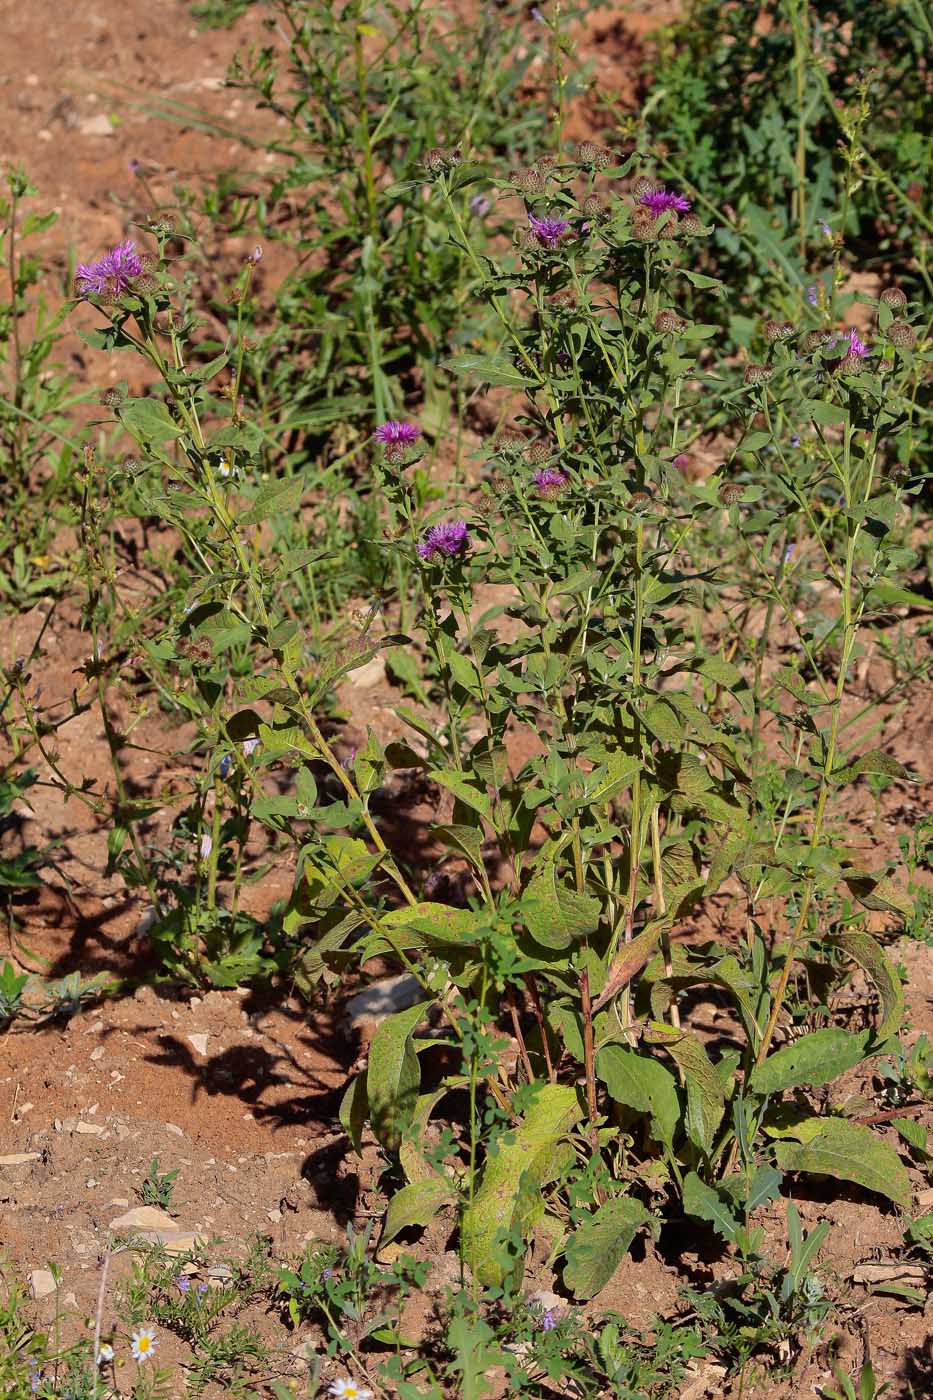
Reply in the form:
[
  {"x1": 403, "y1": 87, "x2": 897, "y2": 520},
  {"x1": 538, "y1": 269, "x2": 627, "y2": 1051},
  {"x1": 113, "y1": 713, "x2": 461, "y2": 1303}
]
[
  {"x1": 846, "y1": 327, "x2": 869, "y2": 357},
  {"x1": 374, "y1": 421, "x2": 421, "y2": 446},
  {"x1": 177, "y1": 1275, "x2": 191, "y2": 1296},
  {"x1": 532, "y1": 466, "x2": 568, "y2": 499},
  {"x1": 417, "y1": 519, "x2": 470, "y2": 562},
  {"x1": 75, "y1": 239, "x2": 143, "y2": 298},
  {"x1": 639, "y1": 187, "x2": 691, "y2": 218},
  {"x1": 528, "y1": 213, "x2": 572, "y2": 248}
]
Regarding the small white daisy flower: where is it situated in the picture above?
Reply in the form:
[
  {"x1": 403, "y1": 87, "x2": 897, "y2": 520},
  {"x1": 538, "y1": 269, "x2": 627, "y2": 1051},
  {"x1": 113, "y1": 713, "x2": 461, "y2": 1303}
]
[
  {"x1": 96, "y1": 1342, "x2": 114, "y2": 1364},
  {"x1": 131, "y1": 1327, "x2": 158, "y2": 1362},
  {"x1": 329, "y1": 1379, "x2": 373, "y2": 1400}
]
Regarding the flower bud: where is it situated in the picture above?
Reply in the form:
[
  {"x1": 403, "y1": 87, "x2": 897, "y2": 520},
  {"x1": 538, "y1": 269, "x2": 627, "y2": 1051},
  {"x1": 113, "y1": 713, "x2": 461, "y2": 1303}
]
[
  {"x1": 631, "y1": 209, "x2": 657, "y2": 242},
  {"x1": 628, "y1": 490, "x2": 652, "y2": 511},
  {"x1": 799, "y1": 328, "x2": 832, "y2": 354},
  {"x1": 887, "y1": 320, "x2": 916, "y2": 348},
  {"x1": 718, "y1": 482, "x2": 744, "y2": 506},
  {"x1": 678, "y1": 212, "x2": 706, "y2": 236},
  {"x1": 835, "y1": 353, "x2": 866, "y2": 376},
  {"x1": 763, "y1": 319, "x2": 796, "y2": 343},
  {"x1": 581, "y1": 194, "x2": 607, "y2": 221},
  {"x1": 424, "y1": 148, "x2": 447, "y2": 173},
  {"x1": 548, "y1": 288, "x2": 577, "y2": 310},
  {"x1": 886, "y1": 461, "x2": 910, "y2": 485},
  {"x1": 100, "y1": 387, "x2": 124, "y2": 408},
  {"x1": 488, "y1": 473, "x2": 509, "y2": 496},
  {"x1": 524, "y1": 439, "x2": 552, "y2": 465},
  {"x1": 632, "y1": 177, "x2": 657, "y2": 200},
  {"x1": 577, "y1": 140, "x2": 599, "y2": 166},
  {"x1": 743, "y1": 363, "x2": 773, "y2": 386},
  {"x1": 879, "y1": 286, "x2": 907, "y2": 309},
  {"x1": 654, "y1": 308, "x2": 684, "y2": 334}
]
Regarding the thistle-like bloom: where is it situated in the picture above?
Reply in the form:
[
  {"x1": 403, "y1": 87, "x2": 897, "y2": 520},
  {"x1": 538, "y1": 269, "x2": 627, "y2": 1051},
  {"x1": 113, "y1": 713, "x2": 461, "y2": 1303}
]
[
  {"x1": 846, "y1": 328, "x2": 869, "y2": 357},
  {"x1": 75, "y1": 239, "x2": 143, "y2": 298},
  {"x1": 374, "y1": 421, "x2": 420, "y2": 446},
  {"x1": 532, "y1": 467, "x2": 569, "y2": 499},
  {"x1": 528, "y1": 213, "x2": 572, "y2": 248},
  {"x1": 417, "y1": 519, "x2": 469, "y2": 561},
  {"x1": 638, "y1": 187, "x2": 691, "y2": 218}
]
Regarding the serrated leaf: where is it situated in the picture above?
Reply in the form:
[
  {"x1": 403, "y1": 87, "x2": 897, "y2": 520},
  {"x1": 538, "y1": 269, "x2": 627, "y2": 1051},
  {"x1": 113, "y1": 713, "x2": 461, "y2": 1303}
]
[
  {"x1": 751, "y1": 1029, "x2": 873, "y2": 1096},
  {"x1": 382, "y1": 1177, "x2": 457, "y2": 1245},
  {"x1": 596, "y1": 1045, "x2": 681, "y2": 1149},
  {"x1": 773, "y1": 1118, "x2": 911, "y2": 1208},
  {"x1": 460, "y1": 1083, "x2": 581, "y2": 1288},
  {"x1": 119, "y1": 397, "x2": 186, "y2": 443},
  {"x1": 563, "y1": 1197, "x2": 656, "y2": 1300},
  {"x1": 367, "y1": 1001, "x2": 430, "y2": 1153}
]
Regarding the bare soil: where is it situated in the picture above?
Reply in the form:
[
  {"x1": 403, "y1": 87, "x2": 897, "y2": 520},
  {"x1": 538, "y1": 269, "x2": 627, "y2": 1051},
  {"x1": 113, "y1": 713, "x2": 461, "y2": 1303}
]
[{"x1": 1, "y1": 2, "x2": 931, "y2": 1398}]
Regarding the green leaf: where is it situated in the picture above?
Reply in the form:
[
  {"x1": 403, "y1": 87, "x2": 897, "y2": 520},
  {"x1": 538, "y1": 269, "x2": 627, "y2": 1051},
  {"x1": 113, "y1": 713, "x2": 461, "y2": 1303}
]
[
  {"x1": 682, "y1": 1171, "x2": 739, "y2": 1242},
  {"x1": 751, "y1": 1029, "x2": 873, "y2": 1096},
  {"x1": 339, "y1": 1072, "x2": 368, "y2": 1155},
  {"x1": 825, "y1": 929, "x2": 904, "y2": 1039},
  {"x1": 563, "y1": 1197, "x2": 656, "y2": 1300},
  {"x1": 428, "y1": 767, "x2": 491, "y2": 818},
  {"x1": 584, "y1": 751, "x2": 641, "y2": 804},
  {"x1": 805, "y1": 398, "x2": 849, "y2": 427},
  {"x1": 647, "y1": 1025, "x2": 725, "y2": 1154},
  {"x1": 521, "y1": 868, "x2": 601, "y2": 950},
  {"x1": 841, "y1": 870, "x2": 914, "y2": 919},
  {"x1": 241, "y1": 475, "x2": 304, "y2": 525},
  {"x1": 441, "y1": 353, "x2": 534, "y2": 388},
  {"x1": 367, "y1": 1001, "x2": 430, "y2": 1154},
  {"x1": 382, "y1": 1177, "x2": 457, "y2": 1245},
  {"x1": 595, "y1": 1046, "x2": 681, "y2": 1149},
  {"x1": 119, "y1": 398, "x2": 185, "y2": 444},
  {"x1": 432, "y1": 824, "x2": 487, "y2": 877},
  {"x1": 460, "y1": 1083, "x2": 581, "y2": 1288},
  {"x1": 831, "y1": 748, "x2": 913, "y2": 784},
  {"x1": 773, "y1": 1118, "x2": 912, "y2": 1208}
]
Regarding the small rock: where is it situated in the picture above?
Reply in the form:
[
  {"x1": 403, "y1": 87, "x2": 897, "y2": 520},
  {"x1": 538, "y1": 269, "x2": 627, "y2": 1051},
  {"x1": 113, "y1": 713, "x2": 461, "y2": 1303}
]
[
  {"x1": 165, "y1": 1122, "x2": 184, "y2": 1137},
  {"x1": 29, "y1": 1269, "x2": 57, "y2": 1300},
  {"x1": 267, "y1": 1208, "x2": 282, "y2": 1223},
  {"x1": 0, "y1": 1153, "x2": 41, "y2": 1167},
  {"x1": 78, "y1": 113, "x2": 115, "y2": 137},
  {"x1": 90, "y1": 1047, "x2": 104, "y2": 1062},
  {"x1": 109, "y1": 1206, "x2": 206, "y2": 1254},
  {"x1": 207, "y1": 1264, "x2": 233, "y2": 1280},
  {"x1": 346, "y1": 655, "x2": 387, "y2": 689},
  {"x1": 344, "y1": 974, "x2": 426, "y2": 1034},
  {"x1": 187, "y1": 1034, "x2": 209, "y2": 1056}
]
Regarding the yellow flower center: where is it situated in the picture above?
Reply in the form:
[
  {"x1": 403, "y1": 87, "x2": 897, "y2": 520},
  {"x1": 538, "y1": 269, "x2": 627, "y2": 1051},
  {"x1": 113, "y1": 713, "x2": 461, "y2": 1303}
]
[{"x1": 138, "y1": 1337, "x2": 151, "y2": 1353}]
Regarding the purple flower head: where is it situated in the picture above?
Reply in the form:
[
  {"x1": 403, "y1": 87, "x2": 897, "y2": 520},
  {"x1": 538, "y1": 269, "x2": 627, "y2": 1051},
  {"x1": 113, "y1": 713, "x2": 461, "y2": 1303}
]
[
  {"x1": 639, "y1": 187, "x2": 691, "y2": 218},
  {"x1": 807, "y1": 285, "x2": 819, "y2": 307},
  {"x1": 374, "y1": 421, "x2": 421, "y2": 446},
  {"x1": 321, "y1": 1267, "x2": 335, "y2": 1280},
  {"x1": 820, "y1": 220, "x2": 832, "y2": 236},
  {"x1": 417, "y1": 519, "x2": 470, "y2": 562},
  {"x1": 528, "y1": 213, "x2": 572, "y2": 248},
  {"x1": 177, "y1": 1275, "x2": 191, "y2": 1296},
  {"x1": 790, "y1": 433, "x2": 801, "y2": 447},
  {"x1": 218, "y1": 753, "x2": 233, "y2": 780},
  {"x1": 783, "y1": 543, "x2": 795, "y2": 563},
  {"x1": 846, "y1": 327, "x2": 869, "y2": 357},
  {"x1": 532, "y1": 466, "x2": 568, "y2": 499},
  {"x1": 541, "y1": 1307, "x2": 560, "y2": 1331},
  {"x1": 470, "y1": 194, "x2": 491, "y2": 218},
  {"x1": 75, "y1": 239, "x2": 143, "y2": 298}
]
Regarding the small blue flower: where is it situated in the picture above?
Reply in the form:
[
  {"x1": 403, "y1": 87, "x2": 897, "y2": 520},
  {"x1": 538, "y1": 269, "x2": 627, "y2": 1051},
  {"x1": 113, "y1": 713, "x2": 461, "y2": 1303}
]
[
  {"x1": 807, "y1": 285, "x2": 819, "y2": 306},
  {"x1": 218, "y1": 754, "x2": 233, "y2": 780},
  {"x1": 790, "y1": 433, "x2": 801, "y2": 447}
]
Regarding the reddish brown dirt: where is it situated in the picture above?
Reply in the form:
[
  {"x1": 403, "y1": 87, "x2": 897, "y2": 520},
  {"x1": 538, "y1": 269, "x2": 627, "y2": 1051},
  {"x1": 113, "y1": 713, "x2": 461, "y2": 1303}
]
[{"x1": 1, "y1": 3, "x2": 932, "y2": 1398}]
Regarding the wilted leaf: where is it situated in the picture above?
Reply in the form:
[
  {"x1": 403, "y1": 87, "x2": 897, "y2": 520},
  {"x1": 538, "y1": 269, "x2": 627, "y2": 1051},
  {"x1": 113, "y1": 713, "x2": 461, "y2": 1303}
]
[
  {"x1": 367, "y1": 1001, "x2": 430, "y2": 1153},
  {"x1": 382, "y1": 1176, "x2": 457, "y2": 1245},
  {"x1": 563, "y1": 1197, "x2": 657, "y2": 1300},
  {"x1": 773, "y1": 1118, "x2": 912, "y2": 1208}
]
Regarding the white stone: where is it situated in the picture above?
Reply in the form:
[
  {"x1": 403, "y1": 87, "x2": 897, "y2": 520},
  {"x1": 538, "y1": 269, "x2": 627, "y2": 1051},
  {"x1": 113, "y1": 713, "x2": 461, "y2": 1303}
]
[
  {"x1": 344, "y1": 974, "x2": 426, "y2": 1032},
  {"x1": 187, "y1": 1034, "x2": 209, "y2": 1056},
  {"x1": 29, "y1": 1269, "x2": 57, "y2": 1299},
  {"x1": 78, "y1": 114, "x2": 115, "y2": 138},
  {"x1": 0, "y1": 1153, "x2": 40, "y2": 1166}
]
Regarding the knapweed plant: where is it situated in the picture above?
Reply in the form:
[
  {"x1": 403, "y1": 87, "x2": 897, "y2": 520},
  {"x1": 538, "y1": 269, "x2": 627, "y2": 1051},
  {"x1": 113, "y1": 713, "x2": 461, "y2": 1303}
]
[{"x1": 69, "y1": 113, "x2": 929, "y2": 1320}]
